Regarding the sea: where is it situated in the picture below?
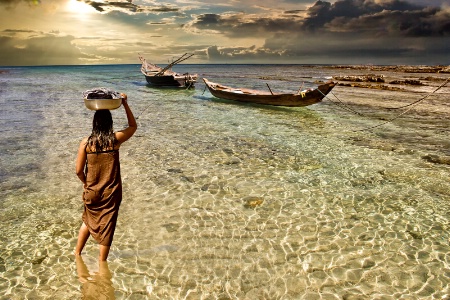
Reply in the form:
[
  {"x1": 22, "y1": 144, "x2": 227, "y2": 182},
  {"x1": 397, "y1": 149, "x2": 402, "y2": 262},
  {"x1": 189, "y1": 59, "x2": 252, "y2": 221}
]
[{"x1": 0, "y1": 64, "x2": 449, "y2": 299}]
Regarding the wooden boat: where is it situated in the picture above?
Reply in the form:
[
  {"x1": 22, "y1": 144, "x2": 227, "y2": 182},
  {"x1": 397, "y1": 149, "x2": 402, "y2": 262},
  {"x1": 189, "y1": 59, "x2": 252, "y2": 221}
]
[
  {"x1": 139, "y1": 53, "x2": 197, "y2": 88},
  {"x1": 203, "y1": 78, "x2": 337, "y2": 107}
]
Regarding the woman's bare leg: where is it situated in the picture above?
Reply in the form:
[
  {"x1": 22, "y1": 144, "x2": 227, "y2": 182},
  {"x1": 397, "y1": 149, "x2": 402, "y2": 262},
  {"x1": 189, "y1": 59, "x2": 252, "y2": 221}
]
[
  {"x1": 99, "y1": 245, "x2": 111, "y2": 261},
  {"x1": 75, "y1": 222, "x2": 90, "y2": 256}
]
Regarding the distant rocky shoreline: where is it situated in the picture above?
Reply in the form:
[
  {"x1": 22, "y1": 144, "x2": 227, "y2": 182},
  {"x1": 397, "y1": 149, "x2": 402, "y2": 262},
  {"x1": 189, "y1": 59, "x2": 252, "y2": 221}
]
[
  {"x1": 326, "y1": 65, "x2": 450, "y2": 73},
  {"x1": 326, "y1": 65, "x2": 450, "y2": 91},
  {"x1": 332, "y1": 74, "x2": 426, "y2": 91}
]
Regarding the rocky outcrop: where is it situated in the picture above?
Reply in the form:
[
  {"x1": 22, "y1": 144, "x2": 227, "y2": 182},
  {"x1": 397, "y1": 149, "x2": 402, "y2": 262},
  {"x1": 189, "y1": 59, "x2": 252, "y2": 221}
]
[
  {"x1": 337, "y1": 82, "x2": 405, "y2": 91},
  {"x1": 333, "y1": 74, "x2": 385, "y2": 82},
  {"x1": 327, "y1": 65, "x2": 450, "y2": 73},
  {"x1": 388, "y1": 79, "x2": 423, "y2": 85}
]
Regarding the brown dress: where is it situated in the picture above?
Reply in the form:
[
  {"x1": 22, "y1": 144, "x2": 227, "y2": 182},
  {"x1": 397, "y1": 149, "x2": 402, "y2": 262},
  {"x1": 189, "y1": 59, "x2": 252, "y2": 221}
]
[{"x1": 82, "y1": 149, "x2": 122, "y2": 246}]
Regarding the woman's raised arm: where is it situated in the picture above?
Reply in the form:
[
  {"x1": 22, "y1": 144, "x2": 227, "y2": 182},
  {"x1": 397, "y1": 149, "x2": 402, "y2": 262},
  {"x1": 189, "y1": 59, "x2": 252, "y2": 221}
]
[{"x1": 115, "y1": 93, "x2": 137, "y2": 145}]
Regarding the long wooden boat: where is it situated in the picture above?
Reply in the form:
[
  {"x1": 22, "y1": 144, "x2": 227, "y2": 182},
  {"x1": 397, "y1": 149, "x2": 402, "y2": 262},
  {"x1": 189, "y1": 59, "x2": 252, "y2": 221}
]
[
  {"x1": 203, "y1": 78, "x2": 337, "y2": 107},
  {"x1": 139, "y1": 53, "x2": 197, "y2": 88}
]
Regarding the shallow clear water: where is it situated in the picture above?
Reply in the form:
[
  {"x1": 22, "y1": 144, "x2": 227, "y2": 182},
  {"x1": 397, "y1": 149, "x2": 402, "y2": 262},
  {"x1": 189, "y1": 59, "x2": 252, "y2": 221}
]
[{"x1": 0, "y1": 64, "x2": 449, "y2": 299}]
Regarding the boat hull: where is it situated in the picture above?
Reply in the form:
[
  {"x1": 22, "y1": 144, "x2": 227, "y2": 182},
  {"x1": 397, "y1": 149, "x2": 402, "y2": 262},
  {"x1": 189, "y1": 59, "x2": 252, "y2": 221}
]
[
  {"x1": 145, "y1": 75, "x2": 185, "y2": 87},
  {"x1": 203, "y1": 78, "x2": 336, "y2": 107},
  {"x1": 139, "y1": 54, "x2": 197, "y2": 88}
]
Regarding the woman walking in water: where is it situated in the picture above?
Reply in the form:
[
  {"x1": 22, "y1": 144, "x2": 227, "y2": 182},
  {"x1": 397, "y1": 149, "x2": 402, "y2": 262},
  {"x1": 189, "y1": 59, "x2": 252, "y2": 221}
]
[{"x1": 75, "y1": 93, "x2": 137, "y2": 261}]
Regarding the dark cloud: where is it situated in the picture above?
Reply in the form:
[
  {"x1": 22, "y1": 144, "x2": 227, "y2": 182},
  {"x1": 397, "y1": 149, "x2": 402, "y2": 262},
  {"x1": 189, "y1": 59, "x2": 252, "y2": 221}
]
[
  {"x1": 0, "y1": 0, "x2": 40, "y2": 4},
  {"x1": 326, "y1": 8, "x2": 450, "y2": 37},
  {"x1": 206, "y1": 45, "x2": 221, "y2": 60},
  {"x1": 147, "y1": 6, "x2": 178, "y2": 13},
  {"x1": 406, "y1": 0, "x2": 448, "y2": 6},
  {"x1": 261, "y1": 28, "x2": 450, "y2": 64},
  {"x1": 2, "y1": 29, "x2": 37, "y2": 34},
  {"x1": 0, "y1": 34, "x2": 83, "y2": 66},
  {"x1": 282, "y1": 0, "x2": 320, "y2": 3},
  {"x1": 284, "y1": 10, "x2": 307, "y2": 14},
  {"x1": 301, "y1": 0, "x2": 448, "y2": 36},
  {"x1": 206, "y1": 45, "x2": 284, "y2": 63},
  {"x1": 0, "y1": 0, "x2": 40, "y2": 10},
  {"x1": 185, "y1": 13, "x2": 302, "y2": 38},
  {"x1": 83, "y1": 1, "x2": 138, "y2": 13},
  {"x1": 186, "y1": 0, "x2": 450, "y2": 64},
  {"x1": 81, "y1": 0, "x2": 178, "y2": 14},
  {"x1": 188, "y1": 0, "x2": 449, "y2": 38},
  {"x1": 203, "y1": 33, "x2": 449, "y2": 64}
]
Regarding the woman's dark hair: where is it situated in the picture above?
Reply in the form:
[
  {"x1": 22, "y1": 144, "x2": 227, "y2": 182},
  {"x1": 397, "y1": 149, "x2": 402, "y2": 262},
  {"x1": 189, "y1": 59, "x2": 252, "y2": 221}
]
[{"x1": 87, "y1": 110, "x2": 117, "y2": 151}]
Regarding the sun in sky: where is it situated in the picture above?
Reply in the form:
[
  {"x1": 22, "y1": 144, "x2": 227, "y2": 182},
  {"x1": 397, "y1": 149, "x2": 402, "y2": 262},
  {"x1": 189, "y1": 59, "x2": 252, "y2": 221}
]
[{"x1": 65, "y1": 0, "x2": 96, "y2": 18}]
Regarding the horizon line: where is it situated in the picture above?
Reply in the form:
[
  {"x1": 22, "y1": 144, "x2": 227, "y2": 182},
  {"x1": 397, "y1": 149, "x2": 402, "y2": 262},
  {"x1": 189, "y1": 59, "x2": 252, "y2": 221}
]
[{"x1": 2, "y1": 63, "x2": 449, "y2": 68}]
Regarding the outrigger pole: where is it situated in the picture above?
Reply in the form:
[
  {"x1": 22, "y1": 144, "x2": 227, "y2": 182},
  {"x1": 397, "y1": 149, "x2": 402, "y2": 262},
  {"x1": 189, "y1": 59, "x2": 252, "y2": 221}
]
[{"x1": 156, "y1": 53, "x2": 195, "y2": 76}]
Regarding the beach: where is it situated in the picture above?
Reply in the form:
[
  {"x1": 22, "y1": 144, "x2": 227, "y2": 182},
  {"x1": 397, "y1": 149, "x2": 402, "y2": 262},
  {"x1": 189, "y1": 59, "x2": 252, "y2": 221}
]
[{"x1": 0, "y1": 64, "x2": 449, "y2": 299}]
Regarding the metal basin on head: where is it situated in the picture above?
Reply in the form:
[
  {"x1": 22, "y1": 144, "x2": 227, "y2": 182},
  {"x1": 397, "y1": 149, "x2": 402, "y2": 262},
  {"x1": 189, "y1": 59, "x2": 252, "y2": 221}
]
[{"x1": 84, "y1": 98, "x2": 122, "y2": 110}]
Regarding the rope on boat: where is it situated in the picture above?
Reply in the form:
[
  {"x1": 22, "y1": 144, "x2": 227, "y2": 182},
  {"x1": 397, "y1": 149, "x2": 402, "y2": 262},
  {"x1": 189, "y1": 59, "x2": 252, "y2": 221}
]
[
  {"x1": 135, "y1": 103, "x2": 152, "y2": 120},
  {"x1": 354, "y1": 77, "x2": 449, "y2": 131},
  {"x1": 319, "y1": 77, "x2": 450, "y2": 131},
  {"x1": 296, "y1": 82, "x2": 304, "y2": 94},
  {"x1": 386, "y1": 77, "x2": 450, "y2": 110},
  {"x1": 320, "y1": 89, "x2": 367, "y2": 116}
]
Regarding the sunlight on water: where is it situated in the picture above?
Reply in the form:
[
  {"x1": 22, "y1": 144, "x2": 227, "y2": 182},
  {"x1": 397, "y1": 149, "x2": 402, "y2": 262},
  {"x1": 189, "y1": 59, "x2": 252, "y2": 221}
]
[{"x1": 0, "y1": 65, "x2": 449, "y2": 299}]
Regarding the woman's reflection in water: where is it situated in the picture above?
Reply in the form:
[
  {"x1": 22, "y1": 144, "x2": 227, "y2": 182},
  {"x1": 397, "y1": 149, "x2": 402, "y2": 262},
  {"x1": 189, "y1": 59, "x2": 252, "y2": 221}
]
[{"x1": 76, "y1": 255, "x2": 115, "y2": 299}]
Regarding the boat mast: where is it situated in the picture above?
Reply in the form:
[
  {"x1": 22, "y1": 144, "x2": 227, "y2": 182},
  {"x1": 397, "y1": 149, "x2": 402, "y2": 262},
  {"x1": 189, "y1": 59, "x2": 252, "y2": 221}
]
[{"x1": 155, "y1": 53, "x2": 194, "y2": 76}]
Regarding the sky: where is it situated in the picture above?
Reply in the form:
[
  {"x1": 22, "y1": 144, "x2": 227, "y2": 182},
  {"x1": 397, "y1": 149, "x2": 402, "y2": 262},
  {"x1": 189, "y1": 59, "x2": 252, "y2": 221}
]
[{"x1": 0, "y1": 0, "x2": 449, "y2": 66}]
